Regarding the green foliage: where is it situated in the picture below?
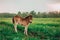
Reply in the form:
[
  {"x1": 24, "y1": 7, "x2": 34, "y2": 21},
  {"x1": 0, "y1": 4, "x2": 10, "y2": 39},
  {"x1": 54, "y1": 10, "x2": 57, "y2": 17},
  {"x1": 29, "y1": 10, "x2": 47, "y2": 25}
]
[
  {"x1": 0, "y1": 11, "x2": 60, "y2": 18},
  {"x1": 0, "y1": 13, "x2": 16, "y2": 18},
  {"x1": 0, "y1": 18, "x2": 60, "y2": 40},
  {"x1": 17, "y1": 11, "x2": 21, "y2": 16}
]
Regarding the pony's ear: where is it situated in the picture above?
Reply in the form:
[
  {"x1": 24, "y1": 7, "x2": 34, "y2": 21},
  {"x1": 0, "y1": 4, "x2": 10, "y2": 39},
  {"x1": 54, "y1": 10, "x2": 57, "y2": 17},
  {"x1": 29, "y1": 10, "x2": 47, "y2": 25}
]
[
  {"x1": 28, "y1": 14, "x2": 32, "y2": 17},
  {"x1": 29, "y1": 14, "x2": 32, "y2": 20}
]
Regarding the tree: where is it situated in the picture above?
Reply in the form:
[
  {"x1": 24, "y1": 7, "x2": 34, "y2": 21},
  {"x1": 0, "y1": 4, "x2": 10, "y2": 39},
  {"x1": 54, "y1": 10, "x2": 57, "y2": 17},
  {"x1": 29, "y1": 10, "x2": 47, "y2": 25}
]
[
  {"x1": 42, "y1": 12, "x2": 47, "y2": 18},
  {"x1": 30, "y1": 10, "x2": 36, "y2": 18},
  {"x1": 37, "y1": 12, "x2": 41, "y2": 18},
  {"x1": 21, "y1": 12, "x2": 28, "y2": 17},
  {"x1": 17, "y1": 11, "x2": 21, "y2": 16}
]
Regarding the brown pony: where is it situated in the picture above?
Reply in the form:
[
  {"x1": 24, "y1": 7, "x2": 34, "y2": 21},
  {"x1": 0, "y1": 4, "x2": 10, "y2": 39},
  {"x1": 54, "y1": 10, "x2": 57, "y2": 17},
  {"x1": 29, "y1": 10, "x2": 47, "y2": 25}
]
[{"x1": 12, "y1": 15, "x2": 32, "y2": 35}]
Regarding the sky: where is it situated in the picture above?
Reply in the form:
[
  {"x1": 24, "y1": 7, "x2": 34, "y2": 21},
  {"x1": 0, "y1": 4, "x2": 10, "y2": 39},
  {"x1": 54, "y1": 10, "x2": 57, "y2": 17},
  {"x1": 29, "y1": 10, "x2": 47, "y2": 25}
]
[{"x1": 0, "y1": 0, "x2": 60, "y2": 13}]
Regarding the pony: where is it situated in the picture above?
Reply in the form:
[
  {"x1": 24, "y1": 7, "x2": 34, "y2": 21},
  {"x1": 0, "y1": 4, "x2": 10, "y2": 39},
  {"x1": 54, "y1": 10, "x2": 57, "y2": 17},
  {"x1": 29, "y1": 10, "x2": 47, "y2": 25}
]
[{"x1": 12, "y1": 14, "x2": 32, "y2": 35}]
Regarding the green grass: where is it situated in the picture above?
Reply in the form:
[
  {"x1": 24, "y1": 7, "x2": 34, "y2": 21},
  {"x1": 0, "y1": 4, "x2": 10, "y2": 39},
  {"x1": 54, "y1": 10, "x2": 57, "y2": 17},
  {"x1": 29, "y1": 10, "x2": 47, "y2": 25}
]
[{"x1": 0, "y1": 18, "x2": 60, "y2": 40}]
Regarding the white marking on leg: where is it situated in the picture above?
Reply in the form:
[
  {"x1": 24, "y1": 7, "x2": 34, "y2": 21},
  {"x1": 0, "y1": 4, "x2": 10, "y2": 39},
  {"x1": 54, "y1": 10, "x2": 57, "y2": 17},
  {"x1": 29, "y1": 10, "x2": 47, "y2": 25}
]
[
  {"x1": 24, "y1": 25, "x2": 28, "y2": 35},
  {"x1": 14, "y1": 23, "x2": 18, "y2": 32}
]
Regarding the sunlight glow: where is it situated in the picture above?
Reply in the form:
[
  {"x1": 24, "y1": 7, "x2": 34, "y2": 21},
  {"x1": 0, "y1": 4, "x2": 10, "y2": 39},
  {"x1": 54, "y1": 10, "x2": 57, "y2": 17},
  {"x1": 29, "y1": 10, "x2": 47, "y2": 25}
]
[{"x1": 48, "y1": 3, "x2": 60, "y2": 11}]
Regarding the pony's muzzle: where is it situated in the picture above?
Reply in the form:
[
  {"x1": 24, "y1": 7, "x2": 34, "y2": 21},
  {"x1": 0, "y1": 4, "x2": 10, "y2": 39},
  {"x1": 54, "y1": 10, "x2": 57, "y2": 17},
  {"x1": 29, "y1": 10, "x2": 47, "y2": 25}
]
[{"x1": 30, "y1": 22, "x2": 32, "y2": 23}]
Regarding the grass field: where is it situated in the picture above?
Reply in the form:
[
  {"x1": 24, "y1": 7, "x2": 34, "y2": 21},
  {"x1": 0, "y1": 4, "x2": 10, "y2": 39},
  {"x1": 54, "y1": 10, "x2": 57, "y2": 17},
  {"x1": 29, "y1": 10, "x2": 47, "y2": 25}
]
[{"x1": 0, "y1": 18, "x2": 60, "y2": 40}]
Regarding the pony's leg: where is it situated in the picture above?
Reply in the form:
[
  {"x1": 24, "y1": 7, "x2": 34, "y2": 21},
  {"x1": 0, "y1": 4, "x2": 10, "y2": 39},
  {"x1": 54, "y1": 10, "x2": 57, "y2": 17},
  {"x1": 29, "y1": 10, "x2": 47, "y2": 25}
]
[
  {"x1": 24, "y1": 26, "x2": 28, "y2": 35},
  {"x1": 14, "y1": 23, "x2": 18, "y2": 32}
]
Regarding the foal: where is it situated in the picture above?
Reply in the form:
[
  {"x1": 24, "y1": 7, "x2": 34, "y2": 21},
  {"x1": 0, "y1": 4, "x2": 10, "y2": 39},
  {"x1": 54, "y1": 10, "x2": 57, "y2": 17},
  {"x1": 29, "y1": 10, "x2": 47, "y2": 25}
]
[{"x1": 12, "y1": 15, "x2": 32, "y2": 35}]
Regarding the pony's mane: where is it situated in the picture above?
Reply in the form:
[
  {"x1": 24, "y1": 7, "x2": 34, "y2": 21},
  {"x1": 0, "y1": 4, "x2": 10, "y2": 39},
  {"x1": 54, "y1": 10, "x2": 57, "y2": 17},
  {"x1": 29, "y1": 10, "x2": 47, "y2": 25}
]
[{"x1": 25, "y1": 15, "x2": 32, "y2": 19}]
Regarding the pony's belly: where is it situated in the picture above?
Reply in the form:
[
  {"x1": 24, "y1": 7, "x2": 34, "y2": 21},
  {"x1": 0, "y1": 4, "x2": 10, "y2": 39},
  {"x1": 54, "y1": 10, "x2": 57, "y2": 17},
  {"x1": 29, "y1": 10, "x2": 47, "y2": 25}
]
[{"x1": 21, "y1": 22, "x2": 28, "y2": 26}]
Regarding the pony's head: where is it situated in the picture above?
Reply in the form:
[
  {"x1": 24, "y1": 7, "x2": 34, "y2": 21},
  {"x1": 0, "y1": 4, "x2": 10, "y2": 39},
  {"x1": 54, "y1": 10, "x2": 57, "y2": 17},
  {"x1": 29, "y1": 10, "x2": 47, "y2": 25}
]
[{"x1": 25, "y1": 14, "x2": 33, "y2": 23}]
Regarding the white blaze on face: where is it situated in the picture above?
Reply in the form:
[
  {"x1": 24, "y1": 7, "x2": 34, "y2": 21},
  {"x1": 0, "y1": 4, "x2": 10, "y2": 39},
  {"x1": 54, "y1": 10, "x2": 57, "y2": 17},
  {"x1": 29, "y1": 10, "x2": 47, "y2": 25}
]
[{"x1": 47, "y1": 3, "x2": 60, "y2": 11}]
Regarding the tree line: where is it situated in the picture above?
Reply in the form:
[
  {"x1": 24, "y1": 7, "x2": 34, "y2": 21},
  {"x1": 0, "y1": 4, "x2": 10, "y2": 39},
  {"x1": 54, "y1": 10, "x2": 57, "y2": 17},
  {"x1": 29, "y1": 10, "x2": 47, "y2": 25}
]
[{"x1": 0, "y1": 10, "x2": 60, "y2": 18}]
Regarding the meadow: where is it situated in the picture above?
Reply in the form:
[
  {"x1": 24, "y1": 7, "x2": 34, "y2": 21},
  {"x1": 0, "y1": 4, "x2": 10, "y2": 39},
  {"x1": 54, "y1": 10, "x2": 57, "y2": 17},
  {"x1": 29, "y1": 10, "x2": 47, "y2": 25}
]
[{"x1": 0, "y1": 18, "x2": 60, "y2": 40}]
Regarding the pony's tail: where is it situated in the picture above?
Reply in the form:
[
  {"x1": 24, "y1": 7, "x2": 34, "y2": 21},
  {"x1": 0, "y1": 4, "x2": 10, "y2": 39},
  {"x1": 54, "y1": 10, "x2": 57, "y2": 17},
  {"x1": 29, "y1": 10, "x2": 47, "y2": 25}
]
[{"x1": 12, "y1": 17, "x2": 15, "y2": 24}]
